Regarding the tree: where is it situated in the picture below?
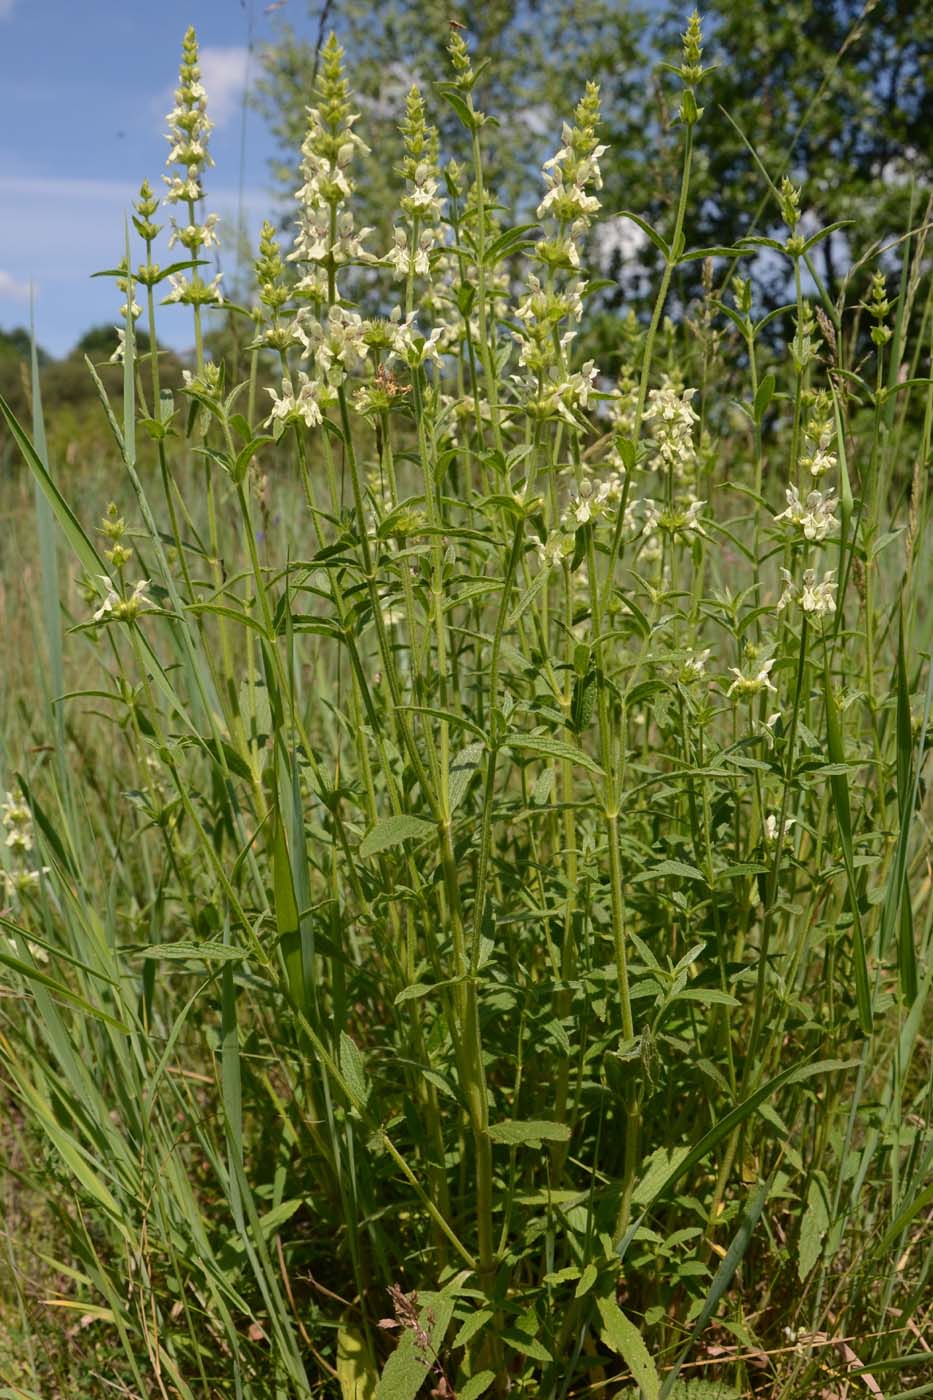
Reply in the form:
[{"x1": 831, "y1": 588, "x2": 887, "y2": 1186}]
[
  {"x1": 0, "y1": 326, "x2": 49, "y2": 366},
  {"x1": 253, "y1": 1, "x2": 929, "y2": 324},
  {"x1": 72, "y1": 323, "x2": 152, "y2": 358},
  {"x1": 647, "y1": 0, "x2": 933, "y2": 307},
  {"x1": 255, "y1": 0, "x2": 648, "y2": 244}
]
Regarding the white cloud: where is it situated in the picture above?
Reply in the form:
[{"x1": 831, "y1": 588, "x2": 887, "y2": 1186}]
[
  {"x1": 0, "y1": 174, "x2": 272, "y2": 212},
  {"x1": 0, "y1": 175, "x2": 275, "y2": 356},
  {"x1": 197, "y1": 46, "x2": 250, "y2": 129},
  {"x1": 0, "y1": 0, "x2": 15, "y2": 20},
  {"x1": 0, "y1": 269, "x2": 30, "y2": 301}
]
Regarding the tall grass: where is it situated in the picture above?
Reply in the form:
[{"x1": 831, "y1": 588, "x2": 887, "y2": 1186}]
[{"x1": 1, "y1": 14, "x2": 931, "y2": 1399}]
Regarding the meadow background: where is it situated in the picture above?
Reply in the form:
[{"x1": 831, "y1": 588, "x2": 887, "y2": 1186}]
[{"x1": 0, "y1": 2, "x2": 931, "y2": 1397}]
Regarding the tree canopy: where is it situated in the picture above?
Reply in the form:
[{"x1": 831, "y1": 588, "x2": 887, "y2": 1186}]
[{"x1": 255, "y1": 0, "x2": 931, "y2": 312}]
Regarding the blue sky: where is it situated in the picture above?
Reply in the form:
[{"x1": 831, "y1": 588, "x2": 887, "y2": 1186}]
[{"x1": 0, "y1": 0, "x2": 294, "y2": 356}]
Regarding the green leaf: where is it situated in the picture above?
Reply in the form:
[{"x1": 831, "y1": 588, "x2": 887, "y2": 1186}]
[
  {"x1": 619, "y1": 1059, "x2": 855, "y2": 1261},
  {"x1": 679, "y1": 245, "x2": 745, "y2": 262},
  {"x1": 666, "y1": 1381, "x2": 739, "y2": 1399},
  {"x1": 272, "y1": 806, "x2": 302, "y2": 1009},
  {"x1": 507, "y1": 566, "x2": 550, "y2": 627},
  {"x1": 672, "y1": 988, "x2": 739, "y2": 1008},
  {"x1": 337, "y1": 1324, "x2": 378, "y2": 1400},
  {"x1": 458, "y1": 1374, "x2": 495, "y2": 1400},
  {"x1": 798, "y1": 1177, "x2": 829, "y2": 1282},
  {"x1": 396, "y1": 706, "x2": 487, "y2": 740},
  {"x1": 882, "y1": 605, "x2": 919, "y2": 1003},
  {"x1": 449, "y1": 743, "x2": 484, "y2": 813},
  {"x1": 505, "y1": 734, "x2": 604, "y2": 778},
  {"x1": 632, "y1": 1147, "x2": 690, "y2": 1207},
  {"x1": 484, "y1": 223, "x2": 539, "y2": 265},
  {"x1": 596, "y1": 1297, "x2": 659, "y2": 1400},
  {"x1": 802, "y1": 219, "x2": 853, "y2": 254},
  {"x1": 359, "y1": 815, "x2": 435, "y2": 858},
  {"x1": 452, "y1": 1308, "x2": 493, "y2": 1349},
  {"x1": 395, "y1": 982, "x2": 436, "y2": 1005},
  {"x1": 501, "y1": 1329, "x2": 553, "y2": 1362},
  {"x1": 753, "y1": 372, "x2": 776, "y2": 424},
  {"x1": 631, "y1": 859, "x2": 705, "y2": 883},
  {"x1": 486, "y1": 1119, "x2": 570, "y2": 1147},
  {"x1": 435, "y1": 84, "x2": 476, "y2": 131},
  {"x1": 875, "y1": 1177, "x2": 933, "y2": 1259},
  {"x1": 233, "y1": 434, "x2": 274, "y2": 484},
  {"x1": 0, "y1": 943, "x2": 128, "y2": 1030},
  {"x1": 339, "y1": 1032, "x2": 368, "y2": 1108},
  {"x1": 376, "y1": 1293, "x2": 454, "y2": 1400},
  {"x1": 135, "y1": 941, "x2": 244, "y2": 963},
  {"x1": 574, "y1": 1263, "x2": 598, "y2": 1298},
  {"x1": 660, "y1": 1176, "x2": 772, "y2": 1398}
]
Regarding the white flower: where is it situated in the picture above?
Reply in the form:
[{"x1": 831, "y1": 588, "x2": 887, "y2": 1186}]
[
  {"x1": 388, "y1": 312, "x2": 443, "y2": 369},
  {"x1": 727, "y1": 656, "x2": 777, "y2": 698},
  {"x1": 1, "y1": 793, "x2": 30, "y2": 830},
  {"x1": 5, "y1": 827, "x2": 32, "y2": 855},
  {"x1": 5, "y1": 929, "x2": 49, "y2": 961},
  {"x1": 386, "y1": 227, "x2": 413, "y2": 277},
  {"x1": 535, "y1": 532, "x2": 571, "y2": 569},
  {"x1": 167, "y1": 211, "x2": 220, "y2": 252},
  {"x1": 401, "y1": 163, "x2": 444, "y2": 221},
  {"x1": 537, "y1": 178, "x2": 601, "y2": 224},
  {"x1": 264, "y1": 372, "x2": 333, "y2": 430},
  {"x1": 93, "y1": 578, "x2": 153, "y2": 623},
  {"x1": 646, "y1": 380, "x2": 699, "y2": 482},
  {"x1": 774, "y1": 485, "x2": 838, "y2": 541},
  {"x1": 566, "y1": 361, "x2": 598, "y2": 410},
  {"x1": 290, "y1": 86, "x2": 369, "y2": 279},
  {"x1": 385, "y1": 224, "x2": 436, "y2": 279},
  {"x1": 641, "y1": 495, "x2": 707, "y2": 541},
  {"x1": 109, "y1": 328, "x2": 127, "y2": 364},
  {"x1": 162, "y1": 29, "x2": 216, "y2": 210},
  {"x1": 764, "y1": 812, "x2": 795, "y2": 845},
  {"x1": 162, "y1": 271, "x2": 223, "y2": 307},
  {"x1": 647, "y1": 382, "x2": 699, "y2": 429},
  {"x1": 567, "y1": 476, "x2": 613, "y2": 526},
  {"x1": 298, "y1": 304, "x2": 370, "y2": 382},
  {"x1": 163, "y1": 275, "x2": 187, "y2": 304},
  {"x1": 777, "y1": 567, "x2": 836, "y2": 617},
  {"x1": 162, "y1": 174, "x2": 202, "y2": 203},
  {"x1": 803, "y1": 446, "x2": 836, "y2": 479},
  {"x1": 679, "y1": 648, "x2": 711, "y2": 683}
]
